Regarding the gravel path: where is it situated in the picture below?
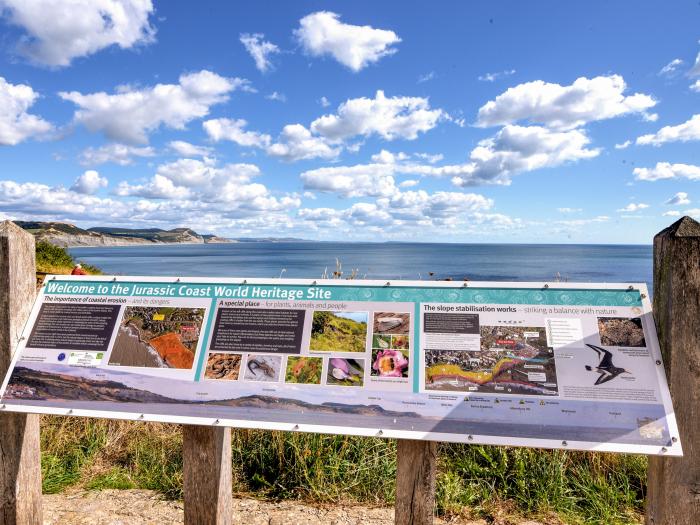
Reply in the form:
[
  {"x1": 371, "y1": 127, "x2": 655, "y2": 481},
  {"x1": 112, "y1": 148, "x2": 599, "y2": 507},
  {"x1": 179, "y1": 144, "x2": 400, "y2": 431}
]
[{"x1": 43, "y1": 489, "x2": 549, "y2": 525}]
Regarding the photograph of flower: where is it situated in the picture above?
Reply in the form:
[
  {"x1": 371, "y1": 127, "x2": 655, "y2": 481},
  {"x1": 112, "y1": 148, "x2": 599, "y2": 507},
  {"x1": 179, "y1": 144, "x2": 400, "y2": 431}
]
[
  {"x1": 326, "y1": 358, "x2": 365, "y2": 386},
  {"x1": 371, "y1": 349, "x2": 409, "y2": 378},
  {"x1": 309, "y1": 311, "x2": 368, "y2": 353},
  {"x1": 285, "y1": 356, "x2": 323, "y2": 384}
]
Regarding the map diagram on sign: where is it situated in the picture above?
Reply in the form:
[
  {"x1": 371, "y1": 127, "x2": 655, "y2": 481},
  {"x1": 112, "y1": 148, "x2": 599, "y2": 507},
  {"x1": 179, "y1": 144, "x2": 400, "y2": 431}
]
[
  {"x1": 425, "y1": 326, "x2": 558, "y2": 395},
  {"x1": 108, "y1": 307, "x2": 205, "y2": 370}
]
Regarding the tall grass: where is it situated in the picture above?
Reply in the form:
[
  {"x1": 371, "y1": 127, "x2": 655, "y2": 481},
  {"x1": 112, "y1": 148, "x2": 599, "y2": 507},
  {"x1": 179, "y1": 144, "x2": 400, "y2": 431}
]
[{"x1": 40, "y1": 416, "x2": 645, "y2": 524}]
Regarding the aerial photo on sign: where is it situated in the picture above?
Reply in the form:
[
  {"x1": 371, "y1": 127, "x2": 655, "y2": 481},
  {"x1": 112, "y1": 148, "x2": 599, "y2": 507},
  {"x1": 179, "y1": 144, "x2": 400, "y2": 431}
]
[{"x1": 108, "y1": 307, "x2": 205, "y2": 369}]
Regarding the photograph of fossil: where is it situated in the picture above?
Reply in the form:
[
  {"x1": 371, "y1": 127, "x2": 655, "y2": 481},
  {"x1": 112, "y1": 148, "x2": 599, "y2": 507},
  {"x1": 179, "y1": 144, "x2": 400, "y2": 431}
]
[{"x1": 204, "y1": 353, "x2": 242, "y2": 380}]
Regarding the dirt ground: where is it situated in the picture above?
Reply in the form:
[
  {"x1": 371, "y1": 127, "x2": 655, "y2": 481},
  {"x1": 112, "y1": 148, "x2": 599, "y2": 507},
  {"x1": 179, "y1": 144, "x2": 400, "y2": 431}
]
[{"x1": 43, "y1": 489, "x2": 548, "y2": 525}]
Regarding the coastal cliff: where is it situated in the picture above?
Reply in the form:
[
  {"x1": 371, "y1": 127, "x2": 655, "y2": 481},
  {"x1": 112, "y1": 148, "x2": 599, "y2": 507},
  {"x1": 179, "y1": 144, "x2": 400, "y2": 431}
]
[{"x1": 16, "y1": 221, "x2": 233, "y2": 248}]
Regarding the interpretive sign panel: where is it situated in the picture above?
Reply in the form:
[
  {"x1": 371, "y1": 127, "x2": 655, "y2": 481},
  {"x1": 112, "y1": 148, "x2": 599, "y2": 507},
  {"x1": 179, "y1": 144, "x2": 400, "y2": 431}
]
[{"x1": 0, "y1": 276, "x2": 681, "y2": 455}]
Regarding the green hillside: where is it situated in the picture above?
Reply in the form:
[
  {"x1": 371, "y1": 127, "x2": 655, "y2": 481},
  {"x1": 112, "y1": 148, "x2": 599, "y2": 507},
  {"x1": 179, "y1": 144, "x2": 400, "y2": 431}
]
[{"x1": 309, "y1": 311, "x2": 368, "y2": 352}]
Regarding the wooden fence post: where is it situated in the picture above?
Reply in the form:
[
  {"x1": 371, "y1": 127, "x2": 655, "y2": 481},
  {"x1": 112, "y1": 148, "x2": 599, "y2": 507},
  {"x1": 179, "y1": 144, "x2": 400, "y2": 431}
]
[
  {"x1": 183, "y1": 425, "x2": 233, "y2": 525},
  {"x1": 0, "y1": 221, "x2": 42, "y2": 525},
  {"x1": 395, "y1": 439, "x2": 437, "y2": 525},
  {"x1": 646, "y1": 216, "x2": 700, "y2": 524}
]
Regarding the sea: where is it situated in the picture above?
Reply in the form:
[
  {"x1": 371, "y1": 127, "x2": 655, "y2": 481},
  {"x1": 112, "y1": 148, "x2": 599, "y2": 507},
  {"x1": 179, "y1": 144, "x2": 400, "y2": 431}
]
[{"x1": 69, "y1": 242, "x2": 653, "y2": 286}]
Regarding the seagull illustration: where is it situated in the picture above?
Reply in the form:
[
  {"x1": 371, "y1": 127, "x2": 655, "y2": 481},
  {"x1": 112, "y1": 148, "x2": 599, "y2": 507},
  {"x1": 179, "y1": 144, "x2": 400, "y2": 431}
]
[{"x1": 585, "y1": 344, "x2": 629, "y2": 385}]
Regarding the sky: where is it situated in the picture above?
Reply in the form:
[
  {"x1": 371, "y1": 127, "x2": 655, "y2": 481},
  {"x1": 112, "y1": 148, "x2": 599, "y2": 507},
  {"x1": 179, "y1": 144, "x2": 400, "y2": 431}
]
[{"x1": 0, "y1": 1, "x2": 699, "y2": 244}]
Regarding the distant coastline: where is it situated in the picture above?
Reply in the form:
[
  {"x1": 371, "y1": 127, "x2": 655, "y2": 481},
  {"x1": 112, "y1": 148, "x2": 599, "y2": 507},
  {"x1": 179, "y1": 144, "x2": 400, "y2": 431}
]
[{"x1": 16, "y1": 220, "x2": 234, "y2": 248}]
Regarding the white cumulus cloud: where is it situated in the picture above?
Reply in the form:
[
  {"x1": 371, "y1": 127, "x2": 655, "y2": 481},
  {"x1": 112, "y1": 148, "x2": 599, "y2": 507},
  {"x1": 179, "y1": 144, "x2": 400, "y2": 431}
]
[
  {"x1": 299, "y1": 189, "x2": 498, "y2": 234},
  {"x1": 476, "y1": 75, "x2": 656, "y2": 129},
  {"x1": 617, "y1": 203, "x2": 649, "y2": 212},
  {"x1": 295, "y1": 11, "x2": 400, "y2": 72},
  {"x1": 167, "y1": 140, "x2": 212, "y2": 157},
  {"x1": 299, "y1": 125, "x2": 599, "y2": 192},
  {"x1": 663, "y1": 210, "x2": 681, "y2": 217},
  {"x1": 70, "y1": 170, "x2": 108, "y2": 194},
  {"x1": 266, "y1": 124, "x2": 340, "y2": 161},
  {"x1": 240, "y1": 33, "x2": 280, "y2": 73},
  {"x1": 636, "y1": 114, "x2": 700, "y2": 146},
  {"x1": 665, "y1": 192, "x2": 690, "y2": 205},
  {"x1": 0, "y1": 0, "x2": 156, "y2": 67},
  {"x1": 79, "y1": 143, "x2": 155, "y2": 166},
  {"x1": 115, "y1": 173, "x2": 187, "y2": 199},
  {"x1": 310, "y1": 90, "x2": 443, "y2": 141},
  {"x1": 449, "y1": 125, "x2": 599, "y2": 186},
  {"x1": 0, "y1": 76, "x2": 53, "y2": 145},
  {"x1": 203, "y1": 118, "x2": 271, "y2": 148},
  {"x1": 633, "y1": 162, "x2": 700, "y2": 181},
  {"x1": 60, "y1": 70, "x2": 250, "y2": 144},
  {"x1": 300, "y1": 163, "x2": 397, "y2": 198}
]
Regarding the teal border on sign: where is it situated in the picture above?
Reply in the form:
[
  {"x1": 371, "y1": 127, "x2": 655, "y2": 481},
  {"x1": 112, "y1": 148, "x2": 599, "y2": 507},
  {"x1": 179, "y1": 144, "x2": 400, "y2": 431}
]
[
  {"x1": 413, "y1": 302, "x2": 421, "y2": 393},
  {"x1": 44, "y1": 280, "x2": 643, "y2": 307},
  {"x1": 194, "y1": 298, "x2": 219, "y2": 381}
]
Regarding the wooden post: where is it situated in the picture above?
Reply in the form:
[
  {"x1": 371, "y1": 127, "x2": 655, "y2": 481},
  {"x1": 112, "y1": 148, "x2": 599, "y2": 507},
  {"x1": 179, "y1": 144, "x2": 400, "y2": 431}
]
[
  {"x1": 0, "y1": 221, "x2": 43, "y2": 525},
  {"x1": 395, "y1": 439, "x2": 437, "y2": 525},
  {"x1": 183, "y1": 425, "x2": 233, "y2": 525},
  {"x1": 646, "y1": 216, "x2": 700, "y2": 524}
]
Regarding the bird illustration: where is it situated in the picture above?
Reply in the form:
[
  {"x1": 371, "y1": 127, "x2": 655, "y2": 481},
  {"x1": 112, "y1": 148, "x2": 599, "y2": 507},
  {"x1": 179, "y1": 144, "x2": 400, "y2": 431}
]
[{"x1": 584, "y1": 344, "x2": 629, "y2": 385}]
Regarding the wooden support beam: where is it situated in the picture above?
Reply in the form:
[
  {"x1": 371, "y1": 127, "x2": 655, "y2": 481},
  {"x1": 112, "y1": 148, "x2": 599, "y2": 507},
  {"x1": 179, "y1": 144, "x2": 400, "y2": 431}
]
[
  {"x1": 395, "y1": 439, "x2": 437, "y2": 525},
  {"x1": 183, "y1": 425, "x2": 233, "y2": 525},
  {"x1": 0, "y1": 221, "x2": 42, "y2": 525},
  {"x1": 646, "y1": 216, "x2": 700, "y2": 524}
]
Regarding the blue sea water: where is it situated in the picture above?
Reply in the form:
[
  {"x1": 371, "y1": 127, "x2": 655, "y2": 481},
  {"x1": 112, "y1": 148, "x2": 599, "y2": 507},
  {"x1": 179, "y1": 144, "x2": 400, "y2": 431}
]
[{"x1": 69, "y1": 242, "x2": 653, "y2": 285}]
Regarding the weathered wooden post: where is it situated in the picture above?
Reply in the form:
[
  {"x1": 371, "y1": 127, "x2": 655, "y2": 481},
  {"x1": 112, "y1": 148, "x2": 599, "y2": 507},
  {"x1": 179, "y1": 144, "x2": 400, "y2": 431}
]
[
  {"x1": 182, "y1": 425, "x2": 233, "y2": 525},
  {"x1": 0, "y1": 221, "x2": 42, "y2": 525},
  {"x1": 395, "y1": 439, "x2": 437, "y2": 525},
  {"x1": 646, "y1": 216, "x2": 700, "y2": 524}
]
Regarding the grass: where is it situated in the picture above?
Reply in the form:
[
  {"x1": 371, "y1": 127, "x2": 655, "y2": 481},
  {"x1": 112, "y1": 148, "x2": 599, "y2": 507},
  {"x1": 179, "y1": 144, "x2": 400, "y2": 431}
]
[
  {"x1": 39, "y1": 416, "x2": 646, "y2": 524},
  {"x1": 35, "y1": 240, "x2": 101, "y2": 276},
  {"x1": 309, "y1": 311, "x2": 368, "y2": 352}
]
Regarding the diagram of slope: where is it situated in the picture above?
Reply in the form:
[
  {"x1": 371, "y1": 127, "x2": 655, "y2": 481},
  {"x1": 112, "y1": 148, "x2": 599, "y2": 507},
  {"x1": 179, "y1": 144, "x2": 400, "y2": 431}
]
[{"x1": 425, "y1": 326, "x2": 558, "y2": 395}]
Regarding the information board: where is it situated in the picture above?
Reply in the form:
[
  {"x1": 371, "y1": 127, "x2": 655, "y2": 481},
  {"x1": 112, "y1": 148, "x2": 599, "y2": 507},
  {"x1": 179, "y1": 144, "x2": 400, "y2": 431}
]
[{"x1": 0, "y1": 276, "x2": 682, "y2": 456}]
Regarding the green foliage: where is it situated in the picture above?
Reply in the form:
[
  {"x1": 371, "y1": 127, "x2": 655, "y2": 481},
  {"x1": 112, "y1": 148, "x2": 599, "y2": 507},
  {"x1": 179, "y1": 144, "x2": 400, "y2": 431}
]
[
  {"x1": 39, "y1": 418, "x2": 647, "y2": 524},
  {"x1": 35, "y1": 240, "x2": 101, "y2": 274},
  {"x1": 36, "y1": 240, "x2": 74, "y2": 272},
  {"x1": 311, "y1": 311, "x2": 333, "y2": 334},
  {"x1": 309, "y1": 312, "x2": 367, "y2": 352}
]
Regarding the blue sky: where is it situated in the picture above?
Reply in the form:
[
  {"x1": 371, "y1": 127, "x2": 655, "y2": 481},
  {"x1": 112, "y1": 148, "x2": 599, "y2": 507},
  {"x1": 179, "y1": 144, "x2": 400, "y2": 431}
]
[{"x1": 0, "y1": 1, "x2": 699, "y2": 243}]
